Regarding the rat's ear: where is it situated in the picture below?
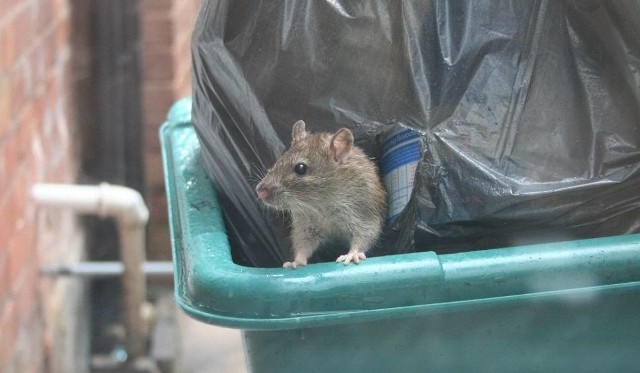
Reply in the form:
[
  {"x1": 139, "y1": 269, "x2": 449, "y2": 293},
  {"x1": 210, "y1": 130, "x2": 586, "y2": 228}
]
[
  {"x1": 330, "y1": 128, "x2": 353, "y2": 163},
  {"x1": 291, "y1": 120, "x2": 307, "y2": 145}
]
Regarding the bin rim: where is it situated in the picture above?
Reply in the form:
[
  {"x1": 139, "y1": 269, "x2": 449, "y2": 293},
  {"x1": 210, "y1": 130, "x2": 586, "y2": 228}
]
[{"x1": 160, "y1": 98, "x2": 640, "y2": 331}]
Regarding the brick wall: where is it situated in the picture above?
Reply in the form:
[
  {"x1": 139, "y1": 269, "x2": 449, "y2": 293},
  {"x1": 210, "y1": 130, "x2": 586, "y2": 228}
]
[
  {"x1": 0, "y1": 0, "x2": 201, "y2": 369},
  {"x1": 0, "y1": 0, "x2": 88, "y2": 371},
  {"x1": 141, "y1": 0, "x2": 200, "y2": 260}
]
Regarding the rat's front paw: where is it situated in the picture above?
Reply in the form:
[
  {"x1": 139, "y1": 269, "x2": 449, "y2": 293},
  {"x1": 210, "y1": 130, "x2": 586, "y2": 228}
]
[
  {"x1": 283, "y1": 260, "x2": 307, "y2": 269},
  {"x1": 336, "y1": 251, "x2": 366, "y2": 265}
]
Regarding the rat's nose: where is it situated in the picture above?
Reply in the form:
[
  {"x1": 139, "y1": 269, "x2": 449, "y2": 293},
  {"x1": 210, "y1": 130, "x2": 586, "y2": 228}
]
[{"x1": 256, "y1": 182, "x2": 273, "y2": 200}]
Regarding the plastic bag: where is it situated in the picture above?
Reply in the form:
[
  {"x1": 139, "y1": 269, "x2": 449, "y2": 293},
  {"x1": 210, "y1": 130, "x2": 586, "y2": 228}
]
[{"x1": 192, "y1": 0, "x2": 640, "y2": 267}]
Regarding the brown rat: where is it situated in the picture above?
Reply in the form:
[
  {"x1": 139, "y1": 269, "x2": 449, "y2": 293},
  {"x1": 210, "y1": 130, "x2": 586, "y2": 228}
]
[{"x1": 256, "y1": 120, "x2": 387, "y2": 268}]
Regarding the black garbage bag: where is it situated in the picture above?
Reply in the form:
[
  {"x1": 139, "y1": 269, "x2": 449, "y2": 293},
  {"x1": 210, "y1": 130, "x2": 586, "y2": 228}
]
[{"x1": 191, "y1": 0, "x2": 640, "y2": 268}]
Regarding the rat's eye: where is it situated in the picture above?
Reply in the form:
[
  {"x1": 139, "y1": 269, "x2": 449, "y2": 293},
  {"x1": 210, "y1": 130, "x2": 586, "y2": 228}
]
[{"x1": 293, "y1": 163, "x2": 308, "y2": 175}]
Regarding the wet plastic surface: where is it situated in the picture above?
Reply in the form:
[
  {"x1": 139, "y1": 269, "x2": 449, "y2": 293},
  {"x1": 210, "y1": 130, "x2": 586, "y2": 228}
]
[
  {"x1": 192, "y1": 0, "x2": 640, "y2": 267},
  {"x1": 161, "y1": 105, "x2": 640, "y2": 371}
]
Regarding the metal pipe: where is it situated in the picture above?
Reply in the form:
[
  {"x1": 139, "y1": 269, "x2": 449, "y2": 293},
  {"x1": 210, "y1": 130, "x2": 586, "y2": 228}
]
[
  {"x1": 40, "y1": 261, "x2": 174, "y2": 278},
  {"x1": 32, "y1": 183, "x2": 150, "y2": 360}
]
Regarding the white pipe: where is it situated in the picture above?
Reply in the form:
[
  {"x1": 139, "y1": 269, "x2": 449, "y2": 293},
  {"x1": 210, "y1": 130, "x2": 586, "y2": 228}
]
[
  {"x1": 40, "y1": 261, "x2": 174, "y2": 278},
  {"x1": 32, "y1": 183, "x2": 149, "y2": 224},
  {"x1": 32, "y1": 183, "x2": 150, "y2": 360}
]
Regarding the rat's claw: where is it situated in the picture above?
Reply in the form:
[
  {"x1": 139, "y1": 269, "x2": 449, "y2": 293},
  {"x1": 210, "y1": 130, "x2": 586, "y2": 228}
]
[
  {"x1": 336, "y1": 251, "x2": 366, "y2": 265},
  {"x1": 283, "y1": 260, "x2": 307, "y2": 269}
]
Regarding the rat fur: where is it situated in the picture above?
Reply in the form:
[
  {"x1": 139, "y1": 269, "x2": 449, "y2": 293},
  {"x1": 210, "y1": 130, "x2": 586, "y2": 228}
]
[{"x1": 256, "y1": 120, "x2": 387, "y2": 268}]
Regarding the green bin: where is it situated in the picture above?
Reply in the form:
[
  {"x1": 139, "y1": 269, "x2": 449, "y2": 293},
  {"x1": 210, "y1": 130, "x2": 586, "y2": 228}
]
[{"x1": 161, "y1": 98, "x2": 640, "y2": 373}]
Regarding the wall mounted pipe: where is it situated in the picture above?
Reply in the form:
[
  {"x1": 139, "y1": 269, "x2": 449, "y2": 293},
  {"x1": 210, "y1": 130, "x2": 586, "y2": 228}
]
[
  {"x1": 32, "y1": 183, "x2": 150, "y2": 360},
  {"x1": 40, "y1": 261, "x2": 174, "y2": 278}
]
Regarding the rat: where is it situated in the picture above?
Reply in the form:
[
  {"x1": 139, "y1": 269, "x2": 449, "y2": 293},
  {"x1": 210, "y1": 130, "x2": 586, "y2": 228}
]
[{"x1": 256, "y1": 120, "x2": 387, "y2": 268}]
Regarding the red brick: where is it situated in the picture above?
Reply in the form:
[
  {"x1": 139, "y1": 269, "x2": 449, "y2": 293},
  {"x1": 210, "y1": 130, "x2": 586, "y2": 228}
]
[
  {"x1": 0, "y1": 302, "x2": 19, "y2": 369},
  {"x1": 172, "y1": 58, "x2": 190, "y2": 88},
  {"x1": 20, "y1": 53, "x2": 35, "y2": 98},
  {"x1": 0, "y1": 12, "x2": 17, "y2": 74},
  {"x1": 173, "y1": 0, "x2": 196, "y2": 20},
  {"x1": 173, "y1": 30, "x2": 192, "y2": 61},
  {"x1": 17, "y1": 165, "x2": 37, "y2": 227},
  {"x1": 147, "y1": 189, "x2": 169, "y2": 222},
  {"x1": 0, "y1": 162, "x2": 4, "y2": 203},
  {"x1": 0, "y1": 23, "x2": 9, "y2": 74},
  {"x1": 144, "y1": 150, "x2": 165, "y2": 189},
  {"x1": 46, "y1": 148, "x2": 75, "y2": 183},
  {"x1": 14, "y1": 3, "x2": 35, "y2": 59},
  {"x1": 0, "y1": 253, "x2": 8, "y2": 308},
  {"x1": 142, "y1": 0, "x2": 203, "y2": 268},
  {"x1": 53, "y1": 0, "x2": 69, "y2": 19},
  {"x1": 144, "y1": 85, "x2": 177, "y2": 114},
  {"x1": 41, "y1": 30, "x2": 57, "y2": 79},
  {"x1": 0, "y1": 134, "x2": 20, "y2": 190},
  {"x1": 32, "y1": 93, "x2": 46, "y2": 129},
  {"x1": 0, "y1": 77, "x2": 12, "y2": 137},
  {"x1": 143, "y1": 14, "x2": 174, "y2": 44},
  {"x1": 40, "y1": 76, "x2": 56, "y2": 134},
  {"x1": 9, "y1": 60, "x2": 34, "y2": 121},
  {"x1": 147, "y1": 221, "x2": 171, "y2": 261},
  {"x1": 8, "y1": 209, "x2": 34, "y2": 290},
  {"x1": 17, "y1": 102, "x2": 36, "y2": 163},
  {"x1": 35, "y1": 0, "x2": 54, "y2": 34},
  {"x1": 54, "y1": 16, "x2": 70, "y2": 51},
  {"x1": 172, "y1": 46, "x2": 186, "y2": 67},
  {"x1": 173, "y1": 67, "x2": 192, "y2": 97},
  {"x1": 0, "y1": 186, "x2": 12, "y2": 244},
  {"x1": 15, "y1": 258, "x2": 39, "y2": 310},
  {"x1": 0, "y1": 0, "x2": 78, "y2": 368},
  {"x1": 35, "y1": 209, "x2": 58, "y2": 262},
  {"x1": 143, "y1": 121, "x2": 163, "y2": 153},
  {"x1": 12, "y1": 319, "x2": 45, "y2": 373},
  {"x1": 11, "y1": 170, "x2": 29, "y2": 225},
  {"x1": 149, "y1": 194, "x2": 169, "y2": 223},
  {"x1": 30, "y1": 44, "x2": 47, "y2": 97},
  {"x1": 144, "y1": 83, "x2": 175, "y2": 106},
  {"x1": 143, "y1": 50, "x2": 175, "y2": 81},
  {"x1": 54, "y1": 70, "x2": 67, "y2": 104},
  {"x1": 0, "y1": 189, "x2": 18, "y2": 242},
  {"x1": 0, "y1": 0, "x2": 15, "y2": 19},
  {"x1": 142, "y1": 0, "x2": 174, "y2": 16},
  {"x1": 3, "y1": 290, "x2": 44, "y2": 372},
  {"x1": 40, "y1": 134, "x2": 57, "y2": 171}
]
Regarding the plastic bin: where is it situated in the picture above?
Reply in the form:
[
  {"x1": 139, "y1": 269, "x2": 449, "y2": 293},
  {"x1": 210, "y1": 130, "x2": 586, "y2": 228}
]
[{"x1": 161, "y1": 98, "x2": 640, "y2": 373}]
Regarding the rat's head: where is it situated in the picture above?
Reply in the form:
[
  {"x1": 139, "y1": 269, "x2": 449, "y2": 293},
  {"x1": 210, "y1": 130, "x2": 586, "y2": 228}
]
[{"x1": 256, "y1": 120, "x2": 354, "y2": 211}]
